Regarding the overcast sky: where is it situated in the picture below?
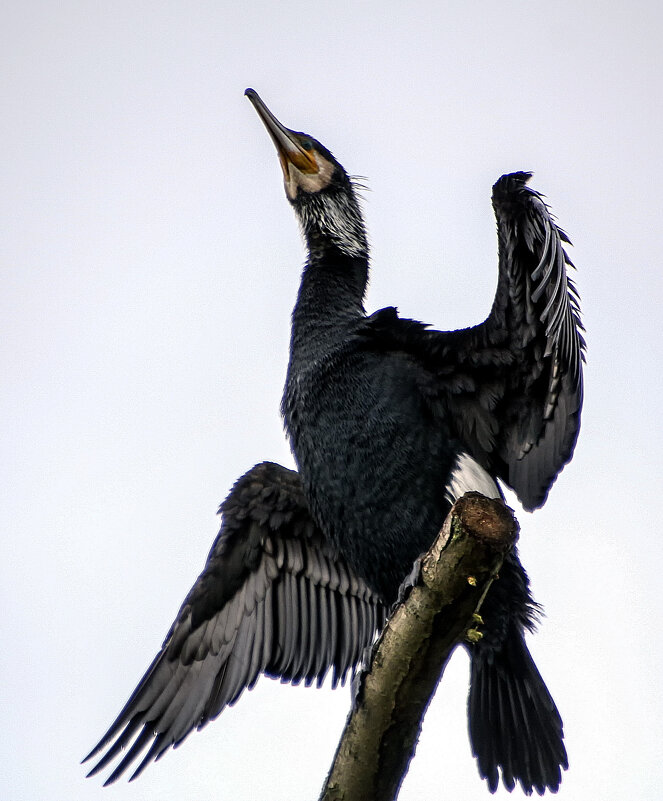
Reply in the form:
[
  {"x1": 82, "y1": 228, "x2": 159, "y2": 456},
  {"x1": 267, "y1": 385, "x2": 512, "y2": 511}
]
[{"x1": 3, "y1": 2, "x2": 663, "y2": 800}]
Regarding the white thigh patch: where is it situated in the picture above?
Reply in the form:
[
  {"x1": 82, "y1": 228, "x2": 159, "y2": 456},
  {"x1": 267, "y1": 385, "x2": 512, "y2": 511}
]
[{"x1": 445, "y1": 452, "x2": 502, "y2": 504}]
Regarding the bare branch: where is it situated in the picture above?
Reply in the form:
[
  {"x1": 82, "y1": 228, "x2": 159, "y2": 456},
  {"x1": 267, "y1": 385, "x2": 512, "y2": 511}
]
[{"x1": 320, "y1": 493, "x2": 519, "y2": 801}]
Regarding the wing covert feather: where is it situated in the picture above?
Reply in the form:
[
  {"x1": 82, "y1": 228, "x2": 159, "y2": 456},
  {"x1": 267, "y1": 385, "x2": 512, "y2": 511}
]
[
  {"x1": 361, "y1": 173, "x2": 584, "y2": 510},
  {"x1": 84, "y1": 461, "x2": 385, "y2": 784},
  {"x1": 487, "y1": 173, "x2": 584, "y2": 507}
]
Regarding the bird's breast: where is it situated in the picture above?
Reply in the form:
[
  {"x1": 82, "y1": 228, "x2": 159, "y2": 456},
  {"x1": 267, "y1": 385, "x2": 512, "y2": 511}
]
[{"x1": 283, "y1": 347, "x2": 457, "y2": 601}]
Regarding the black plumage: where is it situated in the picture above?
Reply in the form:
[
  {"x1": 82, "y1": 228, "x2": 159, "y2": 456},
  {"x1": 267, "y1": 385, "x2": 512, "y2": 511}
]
[
  {"x1": 85, "y1": 90, "x2": 584, "y2": 795},
  {"x1": 85, "y1": 462, "x2": 385, "y2": 785}
]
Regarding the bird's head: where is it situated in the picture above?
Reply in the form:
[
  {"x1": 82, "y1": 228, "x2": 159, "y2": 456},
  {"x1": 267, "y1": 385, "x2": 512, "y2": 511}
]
[
  {"x1": 245, "y1": 88, "x2": 352, "y2": 201},
  {"x1": 246, "y1": 89, "x2": 367, "y2": 259}
]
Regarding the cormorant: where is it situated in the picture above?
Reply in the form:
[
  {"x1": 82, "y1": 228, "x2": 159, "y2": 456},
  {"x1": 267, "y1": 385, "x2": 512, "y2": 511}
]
[{"x1": 84, "y1": 89, "x2": 584, "y2": 795}]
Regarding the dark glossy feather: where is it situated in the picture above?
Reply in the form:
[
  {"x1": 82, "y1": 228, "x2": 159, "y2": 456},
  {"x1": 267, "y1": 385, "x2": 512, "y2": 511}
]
[
  {"x1": 488, "y1": 173, "x2": 584, "y2": 508},
  {"x1": 359, "y1": 172, "x2": 584, "y2": 511},
  {"x1": 84, "y1": 461, "x2": 385, "y2": 784},
  {"x1": 466, "y1": 551, "x2": 567, "y2": 796}
]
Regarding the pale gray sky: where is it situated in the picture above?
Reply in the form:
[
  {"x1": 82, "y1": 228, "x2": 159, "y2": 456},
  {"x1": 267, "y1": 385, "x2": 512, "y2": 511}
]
[{"x1": 3, "y1": 2, "x2": 663, "y2": 800}]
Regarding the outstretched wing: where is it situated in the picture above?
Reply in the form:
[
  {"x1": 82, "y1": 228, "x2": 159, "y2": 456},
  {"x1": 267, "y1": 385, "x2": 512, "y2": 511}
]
[
  {"x1": 484, "y1": 172, "x2": 585, "y2": 508},
  {"x1": 362, "y1": 173, "x2": 584, "y2": 510},
  {"x1": 84, "y1": 461, "x2": 385, "y2": 784}
]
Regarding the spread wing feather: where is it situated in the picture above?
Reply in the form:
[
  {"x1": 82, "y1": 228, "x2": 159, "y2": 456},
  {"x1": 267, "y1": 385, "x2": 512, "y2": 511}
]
[
  {"x1": 84, "y1": 461, "x2": 385, "y2": 784},
  {"x1": 361, "y1": 172, "x2": 584, "y2": 510},
  {"x1": 486, "y1": 172, "x2": 584, "y2": 508}
]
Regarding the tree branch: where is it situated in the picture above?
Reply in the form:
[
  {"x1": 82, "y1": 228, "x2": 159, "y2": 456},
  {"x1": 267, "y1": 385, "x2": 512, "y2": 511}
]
[{"x1": 319, "y1": 493, "x2": 519, "y2": 801}]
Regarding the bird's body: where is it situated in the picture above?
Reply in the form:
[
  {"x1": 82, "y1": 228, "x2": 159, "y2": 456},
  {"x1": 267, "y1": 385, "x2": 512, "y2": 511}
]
[
  {"x1": 85, "y1": 90, "x2": 584, "y2": 795},
  {"x1": 285, "y1": 291, "x2": 455, "y2": 602}
]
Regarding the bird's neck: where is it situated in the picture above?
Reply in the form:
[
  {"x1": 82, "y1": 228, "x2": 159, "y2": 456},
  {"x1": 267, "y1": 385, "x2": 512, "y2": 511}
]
[
  {"x1": 284, "y1": 242, "x2": 368, "y2": 462},
  {"x1": 288, "y1": 187, "x2": 369, "y2": 359},
  {"x1": 294, "y1": 184, "x2": 368, "y2": 262},
  {"x1": 290, "y1": 239, "x2": 368, "y2": 358}
]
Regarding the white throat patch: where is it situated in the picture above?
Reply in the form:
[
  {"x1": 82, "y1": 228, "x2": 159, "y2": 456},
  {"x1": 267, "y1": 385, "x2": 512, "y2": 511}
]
[
  {"x1": 285, "y1": 153, "x2": 335, "y2": 200},
  {"x1": 297, "y1": 189, "x2": 367, "y2": 258}
]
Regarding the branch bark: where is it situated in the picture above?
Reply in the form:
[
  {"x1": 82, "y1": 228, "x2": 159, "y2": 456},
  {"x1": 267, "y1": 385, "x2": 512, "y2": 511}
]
[{"x1": 319, "y1": 493, "x2": 519, "y2": 801}]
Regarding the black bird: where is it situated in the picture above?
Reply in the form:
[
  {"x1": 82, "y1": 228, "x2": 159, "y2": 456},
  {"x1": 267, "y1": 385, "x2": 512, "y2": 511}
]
[{"x1": 85, "y1": 90, "x2": 584, "y2": 795}]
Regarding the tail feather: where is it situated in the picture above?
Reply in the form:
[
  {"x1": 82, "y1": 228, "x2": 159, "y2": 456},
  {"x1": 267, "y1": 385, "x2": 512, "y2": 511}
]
[{"x1": 469, "y1": 631, "x2": 567, "y2": 795}]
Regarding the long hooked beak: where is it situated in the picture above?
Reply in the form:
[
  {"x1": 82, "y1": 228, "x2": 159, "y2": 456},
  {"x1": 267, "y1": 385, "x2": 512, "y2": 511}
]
[{"x1": 245, "y1": 88, "x2": 318, "y2": 175}]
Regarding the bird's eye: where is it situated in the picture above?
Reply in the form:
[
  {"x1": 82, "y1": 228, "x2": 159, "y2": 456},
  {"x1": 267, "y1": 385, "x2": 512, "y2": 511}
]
[{"x1": 301, "y1": 140, "x2": 313, "y2": 151}]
